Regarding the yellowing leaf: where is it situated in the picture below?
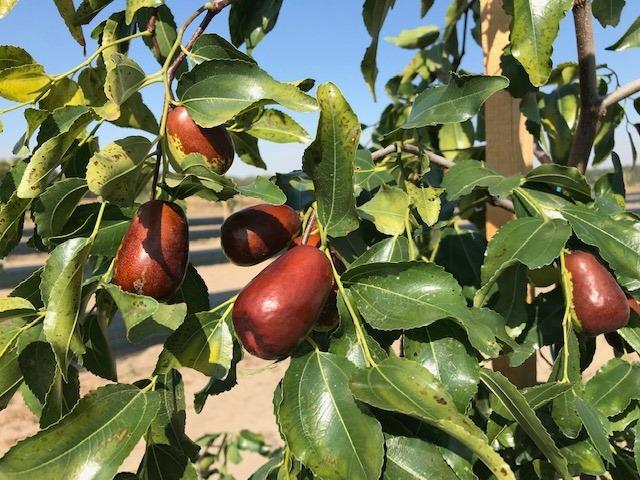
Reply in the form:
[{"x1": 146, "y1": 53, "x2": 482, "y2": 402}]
[
  {"x1": 406, "y1": 182, "x2": 441, "y2": 226},
  {"x1": 0, "y1": 64, "x2": 50, "y2": 102}
]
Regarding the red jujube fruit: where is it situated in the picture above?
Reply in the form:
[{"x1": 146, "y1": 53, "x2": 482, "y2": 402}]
[
  {"x1": 565, "y1": 250, "x2": 629, "y2": 335},
  {"x1": 112, "y1": 200, "x2": 189, "y2": 299},
  {"x1": 166, "y1": 106, "x2": 235, "y2": 175},
  {"x1": 232, "y1": 245, "x2": 333, "y2": 359},
  {"x1": 221, "y1": 204, "x2": 301, "y2": 266}
]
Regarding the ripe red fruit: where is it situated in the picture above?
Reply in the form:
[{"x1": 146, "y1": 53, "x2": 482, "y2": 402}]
[
  {"x1": 221, "y1": 204, "x2": 301, "y2": 266},
  {"x1": 565, "y1": 251, "x2": 629, "y2": 336},
  {"x1": 166, "y1": 106, "x2": 235, "y2": 174},
  {"x1": 232, "y1": 246, "x2": 333, "y2": 359},
  {"x1": 112, "y1": 200, "x2": 188, "y2": 299}
]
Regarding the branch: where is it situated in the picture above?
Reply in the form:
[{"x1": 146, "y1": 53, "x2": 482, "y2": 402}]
[
  {"x1": 167, "y1": 0, "x2": 234, "y2": 86},
  {"x1": 601, "y1": 78, "x2": 640, "y2": 109},
  {"x1": 533, "y1": 143, "x2": 552, "y2": 164},
  {"x1": 371, "y1": 143, "x2": 515, "y2": 213},
  {"x1": 567, "y1": 0, "x2": 601, "y2": 174}
]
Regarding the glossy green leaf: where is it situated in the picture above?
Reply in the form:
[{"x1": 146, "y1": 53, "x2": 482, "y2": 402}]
[
  {"x1": 343, "y1": 261, "x2": 468, "y2": 330},
  {"x1": 405, "y1": 183, "x2": 441, "y2": 226},
  {"x1": 349, "y1": 236, "x2": 410, "y2": 269},
  {"x1": 78, "y1": 65, "x2": 120, "y2": 121},
  {"x1": 385, "y1": 25, "x2": 439, "y2": 49},
  {"x1": 0, "y1": 383, "x2": 160, "y2": 479},
  {"x1": 279, "y1": 349, "x2": 384, "y2": 480},
  {"x1": 0, "y1": 298, "x2": 35, "y2": 321},
  {"x1": 550, "y1": 330, "x2": 582, "y2": 438},
  {"x1": 104, "y1": 53, "x2": 146, "y2": 105},
  {"x1": 17, "y1": 109, "x2": 94, "y2": 198},
  {"x1": 237, "y1": 176, "x2": 286, "y2": 205},
  {"x1": 247, "y1": 109, "x2": 311, "y2": 143},
  {"x1": 190, "y1": 33, "x2": 255, "y2": 64},
  {"x1": 525, "y1": 164, "x2": 591, "y2": 201},
  {"x1": 592, "y1": 0, "x2": 626, "y2": 27},
  {"x1": 350, "y1": 358, "x2": 514, "y2": 480},
  {"x1": 137, "y1": 444, "x2": 197, "y2": 480},
  {"x1": 104, "y1": 284, "x2": 186, "y2": 343},
  {"x1": 354, "y1": 149, "x2": 393, "y2": 192},
  {"x1": 361, "y1": 0, "x2": 396, "y2": 99},
  {"x1": 74, "y1": 0, "x2": 115, "y2": 25},
  {"x1": 510, "y1": 0, "x2": 573, "y2": 86},
  {"x1": 229, "y1": 131, "x2": 266, "y2": 169},
  {"x1": 583, "y1": 358, "x2": 640, "y2": 417},
  {"x1": 41, "y1": 237, "x2": 92, "y2": 372},
  {"x1": 358, "y1": 185, "x2": 410, "y2": 236},
  {"x1": 125, "y1": 0, "x2": 162, "y2": 24},
  {"x1": 303, "y1": 82, "x2": 360, "y2": 237},
  {"x1": 606, "y1": 16, "x2": 640, "y2": 50},
  {"x1": 177, "y1": 59, "x2": 317, "y2": 128},
  {"x1": 480, "y1": 369, "x2": 570, "y2": 479},
  {"x1": 0, "y1": 161, "x2": 30, "y2": 258},
  {"x1": 475, "y1": 217, "x2": 571, "y2": 306},
  {"x1": 0, "y1": 64, "x2": 50, "y2": 102},
  {"x1": 383, "y1": 435, "x2": 458, "y2": 479},
  {"x1": 32, "y1": 178, "x2": 87, "y2": 244},
  {"x1": 228, "y1": 0, "x2": 283, "y2": 52},
  {"x1": 155, "y1": 311, "x2": 233, "y2": 378},
  {"x1": 403, "y1": 74, "x2": 508, "y2": 128},
  {"x1": 0, "y1": 45, "x2": 33, "y2": 71},
  {"x1": 404, "y1": 321, "x2": 479, "y2": 412},
  {"x1": 441, "y1": 160, "x2": 503, "y2": 201},
  {"x1": 574, "y1": 397, "x2": 614, "y2": 465},
  {"x1": 53, "y1": 0, "x2": 85, "y2": 46},
  {"x1": 434, "y1": 227, "x2": 486, "y2": 290},
  {"x1": 561, "y1": 203, "x2": 640, "y2": 289},
  {"x1": 0, "y1": 347, "x2": 22, "y2": 410},
  {"x1": 113, "y1": 92, "x2": 158, "y2": 134},
  {"x1": 86, "y1": 136, "x2": 152, "y2": 206}
]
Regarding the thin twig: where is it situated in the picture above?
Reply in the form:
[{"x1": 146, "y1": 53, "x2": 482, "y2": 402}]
[
  {"x1": 533, "y1": 143, "x2": 552, "y2": 164},
  {"x1": 302, "y1": 211, "x2": 317, "y2": 245},
  {"x1": 150, "y1": 146, "x2": 162, "y2": 201},
  {"x1": 601, "y1": 78, "x2": 640, "y2": 110},
  {"x1": 451, "y1": 6, "x2": 470, "y2": 72}
]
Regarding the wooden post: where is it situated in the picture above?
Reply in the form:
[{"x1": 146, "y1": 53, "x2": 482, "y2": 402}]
[{"x1": 480, "y1": 0, "x2": 536, "y2": 386}]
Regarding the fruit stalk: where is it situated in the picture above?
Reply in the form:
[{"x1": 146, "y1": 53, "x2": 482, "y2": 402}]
[
  {"x1": 559, "y1": 250, "x2": 574, "y2": 383},
  {"x1": 301, "y1": 211, "x2": 317, "y2": 246}
]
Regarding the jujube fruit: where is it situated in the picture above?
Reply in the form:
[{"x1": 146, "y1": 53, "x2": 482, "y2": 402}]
[
  {"x1": 232, "y1": 245, "x2": 333, "y2": 359},
  {"x1": 221, "y1": 204, "x2": 301, "y2": 266},
  {"x1": 565, "y1": 250, "x2": 629, "y2": 336},
  {"x1": 112, "y1": 200, "x2": 189, "y2": 299},
  {"x1": 166, "y1": 106, "x2": 235, "y2": 174}
]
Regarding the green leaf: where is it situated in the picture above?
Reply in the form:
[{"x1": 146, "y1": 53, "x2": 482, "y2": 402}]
[
  {"x1": 404, "y1": 321, "x2": 479, "y2": 412},
  {"x1": 350, "y1": 358, "x2": 514, "y2": 479},
  {"x1": 137, "y1": 5, "x2": 186, "y2": 77},
  {"x1": 247, "y1": 109, "x2": 311, "y2": 143},
  {"x1": 303, "y1": 82, "x2": 360, "y2": 237},
  {"x1": 479, "y1": 369, "x2": 570, "y2": 479},
  {"x1": 354, "y1": 149, "x2": 393, "y2": 192},
  {"x1": 0, "y1": 0, "x2": 18, "y2": 19},
  {"x1": 229, "y1": 0, "x2": 283, "y2": 52},
  {"x1": 0, "y1": 347, "x2": 22, "y2": 410},
  {"x1": 403, "y1": 74, "x2": 509, "y2": 128},
  {"x1": 525, "y1": 164, "x2": 592, "y2": 202},
  {"x1": 0, "y1": 161, "x2": 30, "y2": 258},
  {"x1": 550, "y1": 330, "x2": 582, "y2": 438},
  {"x1": 385, "y1": 25, "x2": 439, "y2": 49},
  {"x1": 155, "y1": 311, "x2": 233, "y2": 378},
  {"x1": 104, "y1": 284, "x2": 186, "y2": 343},
  {"x1": 441, "y1": 159, "x2": 503, "y2": 200},
  {"x1": 86, "y1": 136, "x2": 152, "y2": 206},
  {"x1": 53, "y1": 0, "x2": 85, "y2": 46},
  {"x1": 278, "y1": 349, "x2": 384, "y2": 480},
  {"x1": 228, "y1": 131, "x2": 266, "y2": 169},
  {"x1": 17, "y1": 109, "x2": 94, "y2": 198},
  {"x1": 0, "y1": 46, "x2": 33, "y2": 71},
  {"x1": 583, "y1": 358, "x2": 640, "y2": 417},
  {"x1": 0, "y1": 383, "x2": 160, "y2": 479},
  {"x1": 437, "y1": 120, "x2": 474, "y2": 161},
  {"x1": 104, "y1": 53, "x2": 146, "y2": 105},
  {"x1": 349, "y1": 236, "x2": 410, "y2": 269},
  {"x1": 137, "y1": 444, "x2": 197, "y2": 480},
  {"x1": 510, "y1": 0, "x2": 574, "y2": 86},
  {"x1": 237, "y1": 176, "x2": 286, "y2": 204},
  {"x1": 0, "y1": 64, "x2": 50, "y2": 102},
  {"x1": 38, "y1": 78, "x2": 85, "y2": 111},
  {"x1": 383, "y1": 435, "x2": 458, "y2": 479},
  {"x1": 114, "y1": 92, "x2": 159, "y2": 133},
  {"x1": 592, "y1": 0, "x2": 626, "y2": 27},
  {"x1": 190, "y1": 33, "x2": 255, "y2": 64},
  {"x1": 275, "y1": 170, "x2": 314, "y2": 211},
  {"x1": 342, "y1": 261, "x2": 468, "y2": 330},
  {"x1": 78, "y1": 65, "x2": 120, "y2": 121},
  {"x1": 561, "y1": 203, "x2": 640, "y2": 289},
  {"x1": 41, "y1": 237, "x2": 92, "y2": 373},
  {"x1": 606, "y1": 16, "x2": 640, "y2": 50},
  {"x1": 434, "y1": 228, "x2": 485, "y2": 289},
  {"x1": 177, "y1": 59, "x2": 317, "y2": 128},
  {"x1": 32, "y1": 178, "x2": 87, "y2": 244},
  {"x1": 475, "y1": 217, "x2": 571, "y2": 305},
  {"x1": 361, "y1": 0, "x2": 396, "y2": 100},
  {"x1": 405, "y1": 183, "x2": 441, "y2": 226},
  {"x1": 74, "y1": 0, "x2": 115, "y2": 25},
  {"x1": 125, "y1": 0, "x2": 162, "y2": 24},
  {"x1": 574, "y1": 397, "x2": 614, "y2": 465},
  {"x1": 0, "y1": 298, "x2": 35, "y2": 321},
  {"x1": 358, "y1": 186, "x2": 410, "y2": 236}
]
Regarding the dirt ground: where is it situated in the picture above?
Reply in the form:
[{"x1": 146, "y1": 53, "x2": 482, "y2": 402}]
[{"x1": 0, "y1": 193, "x2": 638, "y2": 477}]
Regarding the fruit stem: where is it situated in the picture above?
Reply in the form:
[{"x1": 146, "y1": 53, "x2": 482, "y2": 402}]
[
  {"x1": 142, "y1": 375, "x2": 159, "y2": 392},
  {"x1": 559, "y1": 250, "x2": 575, "y2": 383},
  {"x1": 150, "y1": 146, "x2": 162, "y2": 201},
  {"x1": 209, "y1": 295, "x2": 238, "y2": 314},
  {"x1": 301, "y1": 211, "x2": 317, "y2": 245},
  {"x1": 305, "y1": 336, "x2": 320, "y2": 351},
  {"x1": 89, "y1": 202, "x2": 107, "y2": 242},
  {"x1": 325, "y1": 249, "x2": 376, "y2": 367}
]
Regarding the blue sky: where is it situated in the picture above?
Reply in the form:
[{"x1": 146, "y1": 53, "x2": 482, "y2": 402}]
[{"x1": 0, "y1": 0, "x2": 638, "y2": 176}]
